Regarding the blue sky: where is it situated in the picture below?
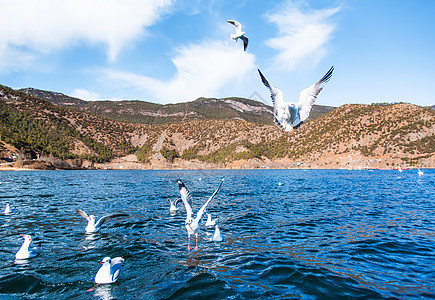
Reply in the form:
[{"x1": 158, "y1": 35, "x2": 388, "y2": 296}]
[{"x1": 0, "y1": 0, "x2": 434, "y2": 107}]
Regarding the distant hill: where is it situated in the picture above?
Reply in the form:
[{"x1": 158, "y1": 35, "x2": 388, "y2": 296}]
[
  {"x1": 19, "y1": 88, "x2": 335, "y2": 125},
  {"x1": 1, "y1": 84, "x2": 434, "y2": 170}
]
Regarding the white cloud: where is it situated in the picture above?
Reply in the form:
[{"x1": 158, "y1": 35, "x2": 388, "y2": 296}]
[
  {"x1": 104, "y1": 40, "x2": 256, "y2": 103},
  {"x1": 71, "y1": 89, "x2": 99, "y2": 101},
  {"x1": 265, "y1": 1, "x2": 340, "y2": 70},
  {"x1": 0, "y1": 0, "x2": 172, "y2": 68}
]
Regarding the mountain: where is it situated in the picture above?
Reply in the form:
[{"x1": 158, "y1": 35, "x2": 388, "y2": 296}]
[
  {"x1": 19, "y1": 88, "x2": 335, "y2": 125},
  {"x1": 2, "y1": 84, "x2": 435, "y2": 170}
]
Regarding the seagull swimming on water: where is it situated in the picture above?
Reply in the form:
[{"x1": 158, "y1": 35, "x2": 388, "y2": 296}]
[
  {"x1": 15, "y1": 234, "x2": 41, "y2": 260},
  {"x1": 258, "y1": 66, "x2": 334, "y2": 132},
  {"x1": 212, "y1": 225, "x2": 223, "y2": 242},
  {"x1": 167, "y1": 198, "x2": 182, "y2": 214},
  {"x1": 178, "y1": 178, "x2": 224, "y2": 250},
  {"x1": 205, "y1": 213, "x2": 218, "y2": 227},
  {"x1": 227, "y1": 20, "x2": 248, "y2": 51},
  {"x1": 94, "y1": 256, "x2": 125, "y2": 284},
  {"x1": 76, "y1": 209, "x2": 128, "y2": 233},
  {"x1": 4, "y1": 203, "x2": 12, "y2": 214}
]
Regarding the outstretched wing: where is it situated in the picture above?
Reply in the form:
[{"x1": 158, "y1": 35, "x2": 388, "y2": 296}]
[
  {"x1": 240, "y1": 35, "x2": 248, "y2": 51},
  {"x1": 227, "y1": 19, "x2": 242, "y2": 34},
  {"x1": 258, "y1": 69, "x2": 285, "y2": 108},
  {"x1": 95, "y1": 213, "x2": 128, "y2": 228},
  {"x1": 76, "y1": 209, "x2": 90, "y2": 220},
  {"x1": 195, "y1": 178, "x2": 225, "y2": 222},
  {"x1": 258, "y1": 69, "x2": 289, "y2": 131},
  {"x1": 298, "y1": 66, "x2": 334, "y2": 121},
  {"x1": 174, "y1": 198, "x2": 182, "y2": 206},
  {"x1": 178, "y1": 179, "x2": 193, "y2": 220}
]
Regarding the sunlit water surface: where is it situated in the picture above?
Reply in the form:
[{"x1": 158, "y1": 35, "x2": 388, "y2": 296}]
[{"x1": 0, "y1": 169, "x2": 434, "y2": 299}]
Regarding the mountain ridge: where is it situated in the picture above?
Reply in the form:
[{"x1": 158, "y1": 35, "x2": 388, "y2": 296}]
[
  {"x1": 19, "y1": 88, "x2": 335, "y2": 125},
  {"x1": 1, "y1": 84, "x2": 434, "y2": 170}
]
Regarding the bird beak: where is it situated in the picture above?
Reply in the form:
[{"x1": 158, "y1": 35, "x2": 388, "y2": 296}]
[
  {"x1": 99, "y1": 261, "x2": 103, "y2": 264},
  {"x1": 20, "y1": 234, "x2": 25, "y2": 237}
]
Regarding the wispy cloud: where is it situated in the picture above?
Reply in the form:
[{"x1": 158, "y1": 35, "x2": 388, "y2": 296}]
[
  {"x1": 0, "y1": 0, "x2": 172, "y2": 69},
  {"x1": 265, "y1": 1, "x2": 340, "y2": 70},
  {"x1": 103, "y1": 40, "x2": 256, "y2": 103}
]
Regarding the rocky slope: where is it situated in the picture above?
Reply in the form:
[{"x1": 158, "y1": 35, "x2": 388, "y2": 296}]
[{"x1": 2, "y1": 85, "x2": 434, "y2": 170}]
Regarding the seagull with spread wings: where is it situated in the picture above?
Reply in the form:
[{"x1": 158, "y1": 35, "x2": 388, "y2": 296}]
[
  {"x1": 227, "y1": 20, "x2": 249, "y2": 51},
  {"x1": 178, "y1": 178, "x2": 224, "y2": 250},
  {"x1": 76, "y1": 209, "x2": 128, "y2": 233},
  {"x1": 258, "y1": 66, "x2": 334, "y2": 132}
]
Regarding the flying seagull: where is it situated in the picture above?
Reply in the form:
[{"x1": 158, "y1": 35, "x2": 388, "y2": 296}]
[
  {"x1": 76, "y1": 209, "x2": 128, "y2": 233},
  {"x1": 15, "y1": 234, "x2": 42, "y2": 260},
  {"x1": 258, "y1": 66, "x2": 334, "y2": 132},
  {"x1": 227, "y1": 20, "x2": 248, "y2": 51},
  {"x1": 178, "y1": 178, "x2": 224, "y2": 250}
]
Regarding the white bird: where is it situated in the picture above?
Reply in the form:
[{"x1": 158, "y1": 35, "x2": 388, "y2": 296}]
[
  {"x1": 205, "y1": 214, "x2": 218, "y2": 227},
  {"x1": 15, "y1": 234, "x2": 41, "y2": 260},
  {"x1": 212, "y1": 225, "x2": 223, "y2": 242},
  {"x1": 167, "y1": 198, "x2": 181, "y2": 214},
  {"x1": 418, "y1": 169, "x2": 424, "y2": 176},
  {"x1": 178, "y1": 178, "x2": 224, "y2": 250},
  {"x1": 4, "y1": 203, "x2": 12, "y2": 214},
  {"x1": 227, "y1": 20, "x2": 248, "y2": 51},
  {"x1": 94, "y1": 256, "x2": 125, "y2": 284},
  {"x1": 76, "y1": 209, "x2": 128, "y2": 233},
  {"x1": 258, "y1": 66, "x2": 334, "y2": 132}
]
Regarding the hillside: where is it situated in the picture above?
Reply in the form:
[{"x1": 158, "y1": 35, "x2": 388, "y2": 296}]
[
  {"x1": 20, "y1": 88, "x2": 335, "y2": 125},
  {"x1": 2, "y1": 84, "x2": 435, "y2": 170}
]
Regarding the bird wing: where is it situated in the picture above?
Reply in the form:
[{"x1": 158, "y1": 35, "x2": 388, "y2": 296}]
[
  {"x1": 240, "y1": 35, "x2": 249, "y2": 51},
  {"x1": 195, "y1": 178, "x2": 224, "y2": 223},
  {"x1": 178, "y1": 179, "x2": 193, "y2": 220},
  {"x1": 76, "y1": 209, "x2": 90, "y2": 220},
  {"x1": 227, "y1": 19, "x2": 242, "y2": 34},
  {"x1": 257, "y1": 69, "x2": 285, "y2": 108},
  {"x1": 298, "y1": 66, "x2": 334, "y2": 121},
  {"x1": 95, "y1": 213, "x2": 128, "y2": 228},
  {"x1": 174, "y1": 198, "x2": 182, "y2": 206},
  {"x1": 111, "y1": 257, "x2": 125, "y2": 266},
  {"x1": 258, "y1": 69, "x2": 289, "y2": 130}
]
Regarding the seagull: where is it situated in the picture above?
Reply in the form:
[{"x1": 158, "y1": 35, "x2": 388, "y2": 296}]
[
  {"x1": 4, "y1": 203, "x2": 13, "y2": 214},
  {"x1": 167, "y1": 198, "x2": 181, "y2": 214},
  {"x1": 418, "y1": 169, "x2": 424, "y2": 176},
  {"x1": 76, "y1": 209, "x2": 128, "y2": 233},
  {"x1": 15, "y1": 234, "x2": 42, "y2": 260},
  {"x1": 258, "y1": 66, "x2": 334, "y2": 132},
  {"x1": 94, "y1": 256, "x2": 125, "y2": 284},
  {"x1": 205, "y1": 214, "x2": 218, "y2": 227},
  {"x1": 227, "y1": 20, "x2": 248, "y2": 51},
  {"x1": 212, "y1": 225, "x2": 223, "y2": 242},
  {"x1": 178, "y1": 178, "x2": 224, "y2": 250}
]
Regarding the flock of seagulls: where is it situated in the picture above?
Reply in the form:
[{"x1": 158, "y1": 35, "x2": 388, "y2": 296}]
[
  {"x1": 226, "y1": 19, "x2": 334, "y2": 132},
  {"x1": 4, "y1": 177, "x2": 225, "y2": 289}
]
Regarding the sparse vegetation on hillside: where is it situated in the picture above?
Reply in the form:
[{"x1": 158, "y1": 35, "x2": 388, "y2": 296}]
[{"x1": 2, "y1": 84, "x2": 435, "y2": 169}]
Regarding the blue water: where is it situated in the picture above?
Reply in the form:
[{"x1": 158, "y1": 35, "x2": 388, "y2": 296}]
[{"x1": 0, "y1": 169, "x2": 434, "y2": 299}]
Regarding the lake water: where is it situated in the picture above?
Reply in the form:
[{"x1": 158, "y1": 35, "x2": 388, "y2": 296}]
[{"x1": 0, "y1": 169, "x2": 434, "y2": 299}]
